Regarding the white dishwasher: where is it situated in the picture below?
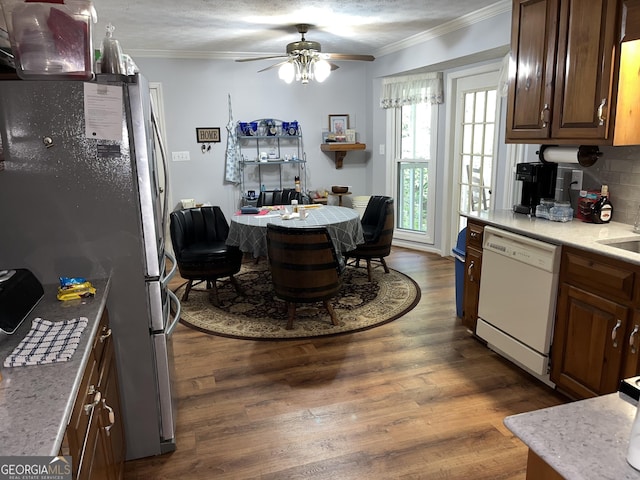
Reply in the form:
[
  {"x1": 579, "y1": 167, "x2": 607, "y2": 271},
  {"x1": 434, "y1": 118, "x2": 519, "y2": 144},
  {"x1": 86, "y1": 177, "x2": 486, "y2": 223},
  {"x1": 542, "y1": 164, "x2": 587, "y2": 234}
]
[{"x1": 476, "y1": 226, "x2": 561, "y2": 386}]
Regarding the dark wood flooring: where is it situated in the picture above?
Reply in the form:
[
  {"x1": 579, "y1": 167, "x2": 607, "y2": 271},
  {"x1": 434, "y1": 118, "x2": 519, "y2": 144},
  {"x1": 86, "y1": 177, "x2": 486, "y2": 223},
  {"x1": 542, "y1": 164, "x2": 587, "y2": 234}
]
[{"x1": 123, "y1": 247, "x2": 567, "y2": 479}]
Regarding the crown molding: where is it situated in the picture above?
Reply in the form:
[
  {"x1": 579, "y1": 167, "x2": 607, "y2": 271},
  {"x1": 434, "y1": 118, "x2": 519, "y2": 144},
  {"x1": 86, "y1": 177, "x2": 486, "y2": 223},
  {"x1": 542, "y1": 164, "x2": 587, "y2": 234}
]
[{"x1": 374, "y1": 0, "x2": 511, "y2": 58}]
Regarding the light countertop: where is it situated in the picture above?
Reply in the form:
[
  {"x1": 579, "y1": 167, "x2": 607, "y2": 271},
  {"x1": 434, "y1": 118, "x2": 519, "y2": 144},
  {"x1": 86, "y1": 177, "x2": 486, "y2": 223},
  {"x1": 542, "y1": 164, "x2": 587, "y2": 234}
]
[
  {"x1": 505, "y1": 393, "x2": 640, "y2": 479},
  {"x1": 464, "y1": 209, "x2": 640, "y2": 265},
  {"x1": 0, "y1": 278, "x2": 110, "y2": 456}
]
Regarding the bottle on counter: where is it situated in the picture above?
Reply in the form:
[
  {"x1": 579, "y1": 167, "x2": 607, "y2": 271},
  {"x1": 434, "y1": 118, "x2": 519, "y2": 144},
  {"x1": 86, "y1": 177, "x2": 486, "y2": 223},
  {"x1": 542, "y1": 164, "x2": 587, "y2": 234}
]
[
  {"x1": 628, "y1": 404, "x2": 640, "y2": 470},
  {"x1": 295, "y1": 176, "x2": 301, "y2": 193},
  {"x1": 591, "y1": 185, "x2": 613, "y2": 224},
  {"x1": 634, "y1": 205, "x2": 640, "y2": 233}
]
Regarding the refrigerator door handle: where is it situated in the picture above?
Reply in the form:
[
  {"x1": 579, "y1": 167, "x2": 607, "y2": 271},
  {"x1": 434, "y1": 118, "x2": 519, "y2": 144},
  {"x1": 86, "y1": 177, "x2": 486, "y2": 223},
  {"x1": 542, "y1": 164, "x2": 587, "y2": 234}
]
[
  {"x1": 162, "y1": 251, "x2": 178, "y2": 288},
  {"x1": 166, "y1": 289, "x2": 181, "y2": 336}
]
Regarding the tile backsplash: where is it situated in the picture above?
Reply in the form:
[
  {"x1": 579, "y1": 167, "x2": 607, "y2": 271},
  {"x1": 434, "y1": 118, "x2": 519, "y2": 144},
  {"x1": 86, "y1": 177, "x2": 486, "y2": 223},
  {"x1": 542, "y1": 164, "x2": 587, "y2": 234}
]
[{"x1": 554, "y1": 145, "x2": 640, "y2": 225}]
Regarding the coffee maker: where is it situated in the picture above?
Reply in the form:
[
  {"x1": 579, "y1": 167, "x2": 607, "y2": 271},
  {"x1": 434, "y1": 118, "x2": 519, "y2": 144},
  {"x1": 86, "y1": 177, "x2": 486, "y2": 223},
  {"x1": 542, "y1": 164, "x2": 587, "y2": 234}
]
[{"x1": 513, "y1": 162, "x2": 557, "y2": 215}]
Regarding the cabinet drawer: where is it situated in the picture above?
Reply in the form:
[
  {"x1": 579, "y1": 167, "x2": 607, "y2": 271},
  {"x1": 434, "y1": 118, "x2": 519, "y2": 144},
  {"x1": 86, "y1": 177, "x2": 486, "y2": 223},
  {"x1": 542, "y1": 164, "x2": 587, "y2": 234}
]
[
  {"x1": 561, "y1": 248, "x2": 635, "y2": 302},
  {"x1": 467, "y1": 221, "x2": 485, "y2": 249}
]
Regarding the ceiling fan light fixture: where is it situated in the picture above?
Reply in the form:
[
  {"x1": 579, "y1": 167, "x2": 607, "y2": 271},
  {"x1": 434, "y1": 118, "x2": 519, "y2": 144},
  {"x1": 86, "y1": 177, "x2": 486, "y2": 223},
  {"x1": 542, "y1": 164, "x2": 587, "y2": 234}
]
[
  {"x1": 278, "y1": 61, "x2": 295, "y2": 84},
  {"x1": 314, "y1": 58, "x2": 331, "y2": 82}
]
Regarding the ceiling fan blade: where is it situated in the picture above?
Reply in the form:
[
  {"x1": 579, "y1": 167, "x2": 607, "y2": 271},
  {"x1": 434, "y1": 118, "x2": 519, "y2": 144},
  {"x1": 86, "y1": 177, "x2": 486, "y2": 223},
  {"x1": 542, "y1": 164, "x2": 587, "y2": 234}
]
[
  {"x1": 235, "y1": 55, "x2": 288, "y2": 63},
  {"x1": 326, "y1": 53, "x2": 375, "y2": 62},
  {"x1": 257, "y1": 60, "x2": 289, "y2": 73}
]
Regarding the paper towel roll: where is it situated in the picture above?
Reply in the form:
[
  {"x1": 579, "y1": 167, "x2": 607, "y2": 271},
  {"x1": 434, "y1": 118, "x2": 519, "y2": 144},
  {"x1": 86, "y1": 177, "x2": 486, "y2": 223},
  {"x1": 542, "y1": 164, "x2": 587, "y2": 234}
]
[{"x1": 538, "y1": 145, "x2": 601, "y2": 167}]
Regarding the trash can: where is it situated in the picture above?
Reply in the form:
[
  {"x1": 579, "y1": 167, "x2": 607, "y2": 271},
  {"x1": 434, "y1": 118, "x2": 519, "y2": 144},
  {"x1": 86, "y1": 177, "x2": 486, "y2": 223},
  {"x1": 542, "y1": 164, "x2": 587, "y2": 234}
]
[{"x1": 452, "y1": 227, "x2": 467, "y2": 318}]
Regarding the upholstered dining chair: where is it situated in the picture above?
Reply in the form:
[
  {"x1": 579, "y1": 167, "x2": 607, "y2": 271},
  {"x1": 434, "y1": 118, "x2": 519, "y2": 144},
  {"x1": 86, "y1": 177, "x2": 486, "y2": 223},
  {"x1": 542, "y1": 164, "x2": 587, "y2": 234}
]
[
  {"x1": 344, "y1": 196, "x2": 395, "y2": 282},
  {"x1": 170, "y1": 206, "x2": 243, "y2": 306},
  {"x1": 266, "y1": 224, "x2": 345, "y2": 330}
]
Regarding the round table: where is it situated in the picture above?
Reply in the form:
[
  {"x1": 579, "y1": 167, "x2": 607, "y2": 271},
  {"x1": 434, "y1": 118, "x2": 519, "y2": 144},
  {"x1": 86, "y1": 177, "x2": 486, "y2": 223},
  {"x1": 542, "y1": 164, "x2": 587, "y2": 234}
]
[{"x1": 227, "y1": 205, "x2": 364, "y2": 259}]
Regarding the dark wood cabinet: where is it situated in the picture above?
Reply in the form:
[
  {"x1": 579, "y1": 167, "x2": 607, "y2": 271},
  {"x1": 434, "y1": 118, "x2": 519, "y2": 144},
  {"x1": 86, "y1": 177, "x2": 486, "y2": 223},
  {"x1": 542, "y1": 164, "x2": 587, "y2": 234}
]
[
  {"x1": 462, "y1": 220, "x2": 485, "y2": 332},
  {"x1": 506, "y1": 0, "x2": 625, "y2": 145},
  {"x1": 551, "y1": 246, "x2": 640, "y2": 399},
  {"x1": 61, "y1": 309, "x2": 125, "y2": 480}
]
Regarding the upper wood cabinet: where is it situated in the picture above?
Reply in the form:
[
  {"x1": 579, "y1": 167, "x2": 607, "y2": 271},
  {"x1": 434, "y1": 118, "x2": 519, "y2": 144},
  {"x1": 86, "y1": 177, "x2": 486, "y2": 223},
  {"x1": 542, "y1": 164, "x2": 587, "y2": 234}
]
[{"x1": 505, "y1": 0, "x2": 634, "y2": 145}]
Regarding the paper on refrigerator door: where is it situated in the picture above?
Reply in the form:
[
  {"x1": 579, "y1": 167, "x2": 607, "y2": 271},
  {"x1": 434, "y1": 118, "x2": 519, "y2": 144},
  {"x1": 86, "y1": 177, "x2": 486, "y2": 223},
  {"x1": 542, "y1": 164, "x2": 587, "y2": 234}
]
[{"x1": 83, "y1": 82, "x2": 123, "y2": 141}]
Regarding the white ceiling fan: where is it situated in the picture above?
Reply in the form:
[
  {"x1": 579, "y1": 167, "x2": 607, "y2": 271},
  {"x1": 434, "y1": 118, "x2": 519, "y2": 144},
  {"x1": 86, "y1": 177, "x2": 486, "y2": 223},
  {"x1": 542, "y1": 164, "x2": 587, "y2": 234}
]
[{"x1": 235, "y1": 24, "x2": 375, "y2": 84}]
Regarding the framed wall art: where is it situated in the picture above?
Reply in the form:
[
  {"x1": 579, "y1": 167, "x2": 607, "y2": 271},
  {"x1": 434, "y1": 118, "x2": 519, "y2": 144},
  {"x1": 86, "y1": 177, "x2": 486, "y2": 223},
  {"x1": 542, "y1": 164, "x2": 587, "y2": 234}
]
[
  {"x1": 328, "y1": 114, "x2": 349, "y2": 135},
  {"x1": 196, "y1": 127, "x2": 221, "y2": 143}
]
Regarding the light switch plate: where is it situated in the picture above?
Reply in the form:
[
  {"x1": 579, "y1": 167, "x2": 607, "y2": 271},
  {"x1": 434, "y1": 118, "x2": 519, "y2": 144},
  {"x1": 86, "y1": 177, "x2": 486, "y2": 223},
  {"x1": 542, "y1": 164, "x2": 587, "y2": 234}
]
[
  {"x1": 172, "y1": 151, "x2": 191, "y2": 162},
  {"x1": 379, "y1": 144, "x2": 385, "y2": 155}
]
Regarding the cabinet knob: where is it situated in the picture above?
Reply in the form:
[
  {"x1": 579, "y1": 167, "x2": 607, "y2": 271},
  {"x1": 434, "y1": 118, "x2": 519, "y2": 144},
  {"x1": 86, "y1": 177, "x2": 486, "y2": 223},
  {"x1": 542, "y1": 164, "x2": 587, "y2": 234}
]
[
  {"x1": 84, "y1": 390, "x2": 102, "y2": 415},
  {"x1": 540, "y1": 104, "x2": 551, "y2": 128},
  {"x1": 611, "y1": 319, "x2": 623, "y2": 348},
  {"x1": 630, "y1": 324, "x2": 639, "y2": 355},
  {"x1": 597, "y1": 98, "x2": 607, "y2": 126},
  {"x1": 99, "y1": 328, "x2": 112, "y2": 343},
  {"x1": 102, "y1": 399, "x2": 115, "y2": 436}
]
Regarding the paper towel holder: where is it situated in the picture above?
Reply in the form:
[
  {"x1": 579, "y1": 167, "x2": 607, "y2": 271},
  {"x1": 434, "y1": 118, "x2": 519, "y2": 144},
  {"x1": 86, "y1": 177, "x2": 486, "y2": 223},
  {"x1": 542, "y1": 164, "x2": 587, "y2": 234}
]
[{"x1": 538, "y1": 145, "x2": 602, "y2": 167}]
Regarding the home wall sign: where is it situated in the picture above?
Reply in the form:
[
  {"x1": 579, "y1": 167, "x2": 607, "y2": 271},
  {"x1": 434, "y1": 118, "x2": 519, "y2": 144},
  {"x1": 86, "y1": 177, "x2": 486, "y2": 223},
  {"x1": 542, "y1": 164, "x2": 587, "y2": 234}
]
[{"x1": 196, "y1": 127, "x2": 221, "y2": 143}]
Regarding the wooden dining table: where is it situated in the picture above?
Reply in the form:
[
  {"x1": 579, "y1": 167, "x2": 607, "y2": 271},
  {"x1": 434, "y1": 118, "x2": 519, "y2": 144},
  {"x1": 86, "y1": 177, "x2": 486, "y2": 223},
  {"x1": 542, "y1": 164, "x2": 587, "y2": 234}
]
[{"x1": 227, "y1": 205, "x2": 364, "y2": 259}]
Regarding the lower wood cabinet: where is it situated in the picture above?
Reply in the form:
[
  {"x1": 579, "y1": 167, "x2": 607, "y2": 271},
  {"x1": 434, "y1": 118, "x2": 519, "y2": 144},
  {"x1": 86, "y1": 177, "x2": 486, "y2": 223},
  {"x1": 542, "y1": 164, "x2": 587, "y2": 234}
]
[
  {"x1": 551, "y1": 246, "x2": 640, "y2": 399},
  {"x1": 551, "y1": 283, "x2": 630, "y2": 398},
  {"x1": 461, "y1": 219, "x2": 485, "y2": 333},
  {"x1": 61, "y1": 309, "x2": 125, "y2": 480}
]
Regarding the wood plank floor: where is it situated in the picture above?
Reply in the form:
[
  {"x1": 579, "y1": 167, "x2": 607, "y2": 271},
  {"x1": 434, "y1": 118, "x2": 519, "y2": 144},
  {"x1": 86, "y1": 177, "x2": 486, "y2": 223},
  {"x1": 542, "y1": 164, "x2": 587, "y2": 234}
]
[{"x1": 124, "y1": 247, "x2": 567, "y2": 479}]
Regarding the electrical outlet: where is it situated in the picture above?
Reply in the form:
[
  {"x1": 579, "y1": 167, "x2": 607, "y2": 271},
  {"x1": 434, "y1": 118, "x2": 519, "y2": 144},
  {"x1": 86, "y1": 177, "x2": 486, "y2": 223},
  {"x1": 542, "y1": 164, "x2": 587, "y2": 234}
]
[
  {"x1": 571, "y1": 170, "x2": 583, "y2": 190},
  {"x1": 172, "y1": 151, "x2": 190, "y2": 162}
]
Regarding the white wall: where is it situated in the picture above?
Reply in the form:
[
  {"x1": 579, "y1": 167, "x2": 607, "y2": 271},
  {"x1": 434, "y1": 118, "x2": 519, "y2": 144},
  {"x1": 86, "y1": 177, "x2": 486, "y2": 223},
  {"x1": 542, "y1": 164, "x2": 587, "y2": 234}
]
[
  {"x1": 133, "y1": 9, "x2": 513, "y2": 252},
  {"x1": 133, "y1": 57, "x2": 371, "y2": 219}
]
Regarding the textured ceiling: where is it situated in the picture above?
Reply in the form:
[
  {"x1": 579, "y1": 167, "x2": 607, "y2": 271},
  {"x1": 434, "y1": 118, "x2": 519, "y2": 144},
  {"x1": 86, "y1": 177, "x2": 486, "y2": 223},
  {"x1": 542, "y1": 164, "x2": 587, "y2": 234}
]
[{"x1": 85, "y1": 0, "x2": 504, "y2": 59}]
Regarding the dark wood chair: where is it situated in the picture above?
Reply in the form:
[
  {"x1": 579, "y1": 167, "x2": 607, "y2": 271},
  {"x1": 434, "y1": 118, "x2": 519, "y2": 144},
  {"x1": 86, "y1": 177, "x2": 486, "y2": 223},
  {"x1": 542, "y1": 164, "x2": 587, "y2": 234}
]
[
  {"x1": 170, "y1": 206, "x2": 243, "y2": 306},
  {"x1": 266, "y1": 224, "x2": 344, "y2": 330},
  {"x1": 344, "y1": 196, "x2": 394, "y2": 282}
]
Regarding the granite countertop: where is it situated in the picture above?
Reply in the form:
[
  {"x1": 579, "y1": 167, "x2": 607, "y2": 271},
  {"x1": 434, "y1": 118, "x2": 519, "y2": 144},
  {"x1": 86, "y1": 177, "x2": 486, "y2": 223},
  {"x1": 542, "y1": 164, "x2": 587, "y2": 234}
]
[
  {"x1": 464, "y1": 209, "x2": 640, "y2": 266},
  {"x1": 0, "y1": 277, "x2": 110, "y2": 456},
  {"x1": 504, "y1": 393, "x2": 640, "y2": 479}
]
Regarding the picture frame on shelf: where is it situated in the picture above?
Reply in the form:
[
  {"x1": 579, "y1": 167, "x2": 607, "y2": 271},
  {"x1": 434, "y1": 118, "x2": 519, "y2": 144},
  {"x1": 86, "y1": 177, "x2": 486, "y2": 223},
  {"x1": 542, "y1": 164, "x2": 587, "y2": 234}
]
[
  {"x1": 345, "y1": 129, "x2": 356, "y2": 143},
  {"x1": 328, "y1": 114, "x2": 349, "y2": 135}
]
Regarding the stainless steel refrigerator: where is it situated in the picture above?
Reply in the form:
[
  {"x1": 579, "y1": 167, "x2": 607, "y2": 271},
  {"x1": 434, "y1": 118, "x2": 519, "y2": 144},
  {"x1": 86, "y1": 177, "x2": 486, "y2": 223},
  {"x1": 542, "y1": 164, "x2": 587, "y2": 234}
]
[{"x1": 0, "y1": 73, "x2": 180, "y2": 460}]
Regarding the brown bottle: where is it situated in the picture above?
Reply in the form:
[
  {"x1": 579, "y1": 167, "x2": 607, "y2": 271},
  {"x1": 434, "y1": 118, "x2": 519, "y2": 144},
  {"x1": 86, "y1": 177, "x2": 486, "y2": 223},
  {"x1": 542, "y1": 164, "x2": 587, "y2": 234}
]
[{"x1": 592, "y1": 185, "x2": 613, "y2": 224}]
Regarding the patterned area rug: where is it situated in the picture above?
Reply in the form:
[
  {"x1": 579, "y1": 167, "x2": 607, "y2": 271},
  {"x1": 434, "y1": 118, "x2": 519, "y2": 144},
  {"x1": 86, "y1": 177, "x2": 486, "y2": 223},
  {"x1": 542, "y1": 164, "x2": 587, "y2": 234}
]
[{"x1": 176, "y1": 261, "x2": 421, "y2": 340}]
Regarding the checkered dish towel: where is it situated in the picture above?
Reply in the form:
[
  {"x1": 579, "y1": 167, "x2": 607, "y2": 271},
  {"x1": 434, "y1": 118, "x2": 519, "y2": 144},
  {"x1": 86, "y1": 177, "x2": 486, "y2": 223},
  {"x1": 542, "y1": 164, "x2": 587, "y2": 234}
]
[{"x1": 4, "y1": 317, "x2": 88, "y2": 367}]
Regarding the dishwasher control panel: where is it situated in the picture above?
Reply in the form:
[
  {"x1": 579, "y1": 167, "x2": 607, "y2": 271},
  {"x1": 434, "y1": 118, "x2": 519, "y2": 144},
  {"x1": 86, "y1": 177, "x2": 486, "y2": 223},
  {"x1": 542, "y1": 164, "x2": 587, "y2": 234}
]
[{"x1": 483, "y1": 226, "x2": 561, "y2": 273}]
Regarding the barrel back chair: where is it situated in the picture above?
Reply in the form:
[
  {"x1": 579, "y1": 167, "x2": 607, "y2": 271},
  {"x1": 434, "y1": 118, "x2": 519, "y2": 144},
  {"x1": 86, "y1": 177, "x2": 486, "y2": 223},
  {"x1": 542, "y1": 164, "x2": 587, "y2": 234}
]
[
  {"x1": 266, "y1": 224, "x2": 344, "y2": 330},
  {"x1": 170, "y1": 206, "x2": 243, "y2": 306},
  {"x1": 257, "y1": 188, "x2": 302, "y2": 207},
  {"x1": 345, "y1": 196, "x2": 395, "y2": 282}
]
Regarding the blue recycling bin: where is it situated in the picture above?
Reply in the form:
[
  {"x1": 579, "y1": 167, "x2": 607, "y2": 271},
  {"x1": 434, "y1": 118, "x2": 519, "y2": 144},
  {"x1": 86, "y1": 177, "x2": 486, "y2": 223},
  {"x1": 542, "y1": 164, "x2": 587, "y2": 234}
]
[{"x1": 452, "y1": 227, "x2": 467, "y2": 318}]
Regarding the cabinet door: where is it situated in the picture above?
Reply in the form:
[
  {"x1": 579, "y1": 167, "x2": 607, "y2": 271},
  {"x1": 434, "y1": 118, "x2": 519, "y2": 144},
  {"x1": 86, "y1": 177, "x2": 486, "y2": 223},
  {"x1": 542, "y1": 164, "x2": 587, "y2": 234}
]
[
  {"x1": 551, "y1": 283, "x2": 629, "y2": 398},
  {"x1": 462, "y1": 246, "x2": 482, "y2": 332},
  {"x1": 506, "y1": 0, "x2": 558, "y2": 140},
  {"x1": 551, "y1": 0, "x2": 619, "y2": 140},
  {"x1": 98, "y1": 334, "x2": 125, "y2": 480}
]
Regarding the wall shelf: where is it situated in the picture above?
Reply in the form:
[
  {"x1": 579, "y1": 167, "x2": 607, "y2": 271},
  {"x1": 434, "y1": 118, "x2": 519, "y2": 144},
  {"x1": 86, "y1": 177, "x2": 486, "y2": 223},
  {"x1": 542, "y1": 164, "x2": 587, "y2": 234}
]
[{"x1": 320, "y1": 143, "x2": 366, "y2": 169}]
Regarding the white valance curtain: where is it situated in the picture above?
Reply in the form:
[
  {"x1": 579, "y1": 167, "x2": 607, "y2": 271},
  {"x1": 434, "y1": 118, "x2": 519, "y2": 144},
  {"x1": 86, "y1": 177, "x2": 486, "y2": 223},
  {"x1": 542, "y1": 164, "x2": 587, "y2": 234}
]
[{"x1": 380, "y1": 72, "x2": 444, "y2": 108}]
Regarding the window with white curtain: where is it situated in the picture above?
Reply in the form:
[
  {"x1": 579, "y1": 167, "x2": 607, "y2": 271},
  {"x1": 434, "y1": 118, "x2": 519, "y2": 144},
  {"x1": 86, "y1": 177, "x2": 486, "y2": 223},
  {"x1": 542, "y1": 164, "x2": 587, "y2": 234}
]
[{"x1": 382, "y1": 72, "x2": 443, "y2": 245}]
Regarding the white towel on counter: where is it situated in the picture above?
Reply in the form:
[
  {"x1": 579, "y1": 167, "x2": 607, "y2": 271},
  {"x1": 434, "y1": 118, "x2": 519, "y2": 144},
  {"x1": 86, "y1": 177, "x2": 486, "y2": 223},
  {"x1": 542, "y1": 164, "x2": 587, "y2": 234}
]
[{"x1": 3, "y1": 317, "x2": 88, "y2": 367}]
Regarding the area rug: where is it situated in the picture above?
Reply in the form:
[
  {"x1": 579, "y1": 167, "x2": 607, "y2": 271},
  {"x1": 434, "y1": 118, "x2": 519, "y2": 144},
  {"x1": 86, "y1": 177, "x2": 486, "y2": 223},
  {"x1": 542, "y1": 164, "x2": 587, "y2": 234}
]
[{"x1": 176, "y1": 261, "x2": 421, "y2": 340}]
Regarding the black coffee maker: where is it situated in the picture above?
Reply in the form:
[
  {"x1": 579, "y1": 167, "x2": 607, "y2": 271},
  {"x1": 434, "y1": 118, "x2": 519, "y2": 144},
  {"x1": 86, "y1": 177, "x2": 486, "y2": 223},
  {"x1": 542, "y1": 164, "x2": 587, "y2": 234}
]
[{"x1": 513, "y1": 162, "x2": 557, "y2": 215}]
